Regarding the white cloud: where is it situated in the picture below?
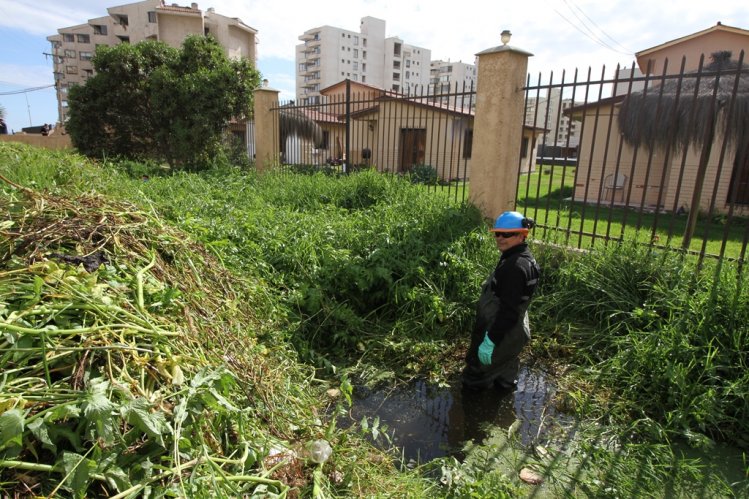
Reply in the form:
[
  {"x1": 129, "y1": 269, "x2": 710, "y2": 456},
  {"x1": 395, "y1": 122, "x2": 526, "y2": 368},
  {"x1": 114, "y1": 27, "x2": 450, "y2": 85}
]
[{"x1": 0, "y1": 64, "x2": 54, "y2": 88}]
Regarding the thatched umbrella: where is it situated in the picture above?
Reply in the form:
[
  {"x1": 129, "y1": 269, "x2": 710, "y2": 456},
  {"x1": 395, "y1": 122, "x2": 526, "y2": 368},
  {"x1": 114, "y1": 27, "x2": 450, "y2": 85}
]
[
  {"x1": 278, "y1": 105, "x2": 324, "y2": 161},
  {"x1": 617, "y1": 50, "x2": 749, "y2": 248}
]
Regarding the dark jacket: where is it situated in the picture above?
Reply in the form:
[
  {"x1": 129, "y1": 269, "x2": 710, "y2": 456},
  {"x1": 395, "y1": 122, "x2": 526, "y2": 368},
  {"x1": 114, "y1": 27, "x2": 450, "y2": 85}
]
[
  {"x1": 465, "y1": 242, "x2": 540, "y2": 372},
  {"x1": 485, "y1": 243, "x2": 540, "y2": 344}
]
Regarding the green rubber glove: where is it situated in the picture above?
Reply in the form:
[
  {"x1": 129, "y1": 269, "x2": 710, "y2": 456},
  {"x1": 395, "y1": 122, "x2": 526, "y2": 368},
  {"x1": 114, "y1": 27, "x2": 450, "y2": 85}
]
[{"x1": 478, "y1": 332, "x2": 495, "y2": 366}]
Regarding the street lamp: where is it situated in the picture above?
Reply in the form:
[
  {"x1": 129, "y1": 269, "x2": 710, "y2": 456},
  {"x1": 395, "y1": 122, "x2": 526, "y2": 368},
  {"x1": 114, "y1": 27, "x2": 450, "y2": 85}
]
[{"x1": 501, "y1": 30, "x2": 512, "y2": 45}]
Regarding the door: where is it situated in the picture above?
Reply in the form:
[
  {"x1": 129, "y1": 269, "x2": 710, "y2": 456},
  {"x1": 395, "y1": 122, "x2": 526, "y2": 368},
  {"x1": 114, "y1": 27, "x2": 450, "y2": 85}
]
[{"x1": 399, "y1": 128, "x2": 426, "y2": 172}]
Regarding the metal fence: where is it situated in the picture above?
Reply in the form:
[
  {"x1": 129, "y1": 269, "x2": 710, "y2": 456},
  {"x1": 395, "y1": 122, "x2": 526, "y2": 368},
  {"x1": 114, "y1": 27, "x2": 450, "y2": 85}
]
[
  {"x1": 270, "y1": 80, "x2": 475, "y2": 202},
  {"x1": 520, "y1": 51, "x2": 749, "y2": 273}
]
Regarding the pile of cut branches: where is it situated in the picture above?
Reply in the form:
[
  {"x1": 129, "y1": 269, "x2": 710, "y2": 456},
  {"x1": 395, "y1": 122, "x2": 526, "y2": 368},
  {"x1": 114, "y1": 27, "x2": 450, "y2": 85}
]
[{"x1": 0, "y1": 182, "x2": 315, "y2": 497}]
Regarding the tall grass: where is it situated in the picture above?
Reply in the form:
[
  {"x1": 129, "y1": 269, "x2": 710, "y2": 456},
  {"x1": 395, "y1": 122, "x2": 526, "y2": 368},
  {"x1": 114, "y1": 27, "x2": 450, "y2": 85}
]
[{"x1": 533, "y1": 241, "x2": 749, "y2": 446}]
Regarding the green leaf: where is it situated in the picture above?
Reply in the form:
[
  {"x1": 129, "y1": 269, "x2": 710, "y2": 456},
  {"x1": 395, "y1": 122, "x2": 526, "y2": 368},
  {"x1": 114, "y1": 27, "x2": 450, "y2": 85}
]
[
  {"x1": 103, "y1": 464, "x2": 132, "y2": 493},
  {"x1": 121, "y1": 398, "x2": 171, "y2": 446},
  {"x1": 0, "y1": 409, "x2": 24, "y2": 451},
  {"x1": 28, "y1": 418, "x2": 56, "y2": 452},
  {"x1": 61, "y1": 451, "x2": 95, "y2": 496},
  {"x1": 82, "y1": 378, "x2": 116, "y2": 443}
]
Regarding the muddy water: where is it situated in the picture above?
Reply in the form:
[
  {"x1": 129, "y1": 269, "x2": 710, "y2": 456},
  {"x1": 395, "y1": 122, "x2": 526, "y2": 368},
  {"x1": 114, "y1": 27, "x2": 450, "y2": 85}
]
[{"x1": 343, "y1": 365, "x2": 573, "y2": 462}]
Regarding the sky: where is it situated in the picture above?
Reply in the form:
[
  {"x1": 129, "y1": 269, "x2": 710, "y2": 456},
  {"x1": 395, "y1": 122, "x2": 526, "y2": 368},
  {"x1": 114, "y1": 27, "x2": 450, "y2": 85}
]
[{"x1": 0, "y1": 0, "x2": 747, "y2": 134}]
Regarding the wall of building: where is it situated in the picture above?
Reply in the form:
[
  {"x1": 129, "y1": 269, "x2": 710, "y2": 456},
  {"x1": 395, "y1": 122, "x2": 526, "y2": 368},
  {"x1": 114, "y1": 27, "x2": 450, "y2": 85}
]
[
  {"x1": 0, "y1": 134, "x2": 72, "y2": 150},
  {"x1": 572, "y1": 104, "x2": 747, "y2": 215},
  {"x1": 638, "y1": 29, "x2": 749, "y2": 74}
]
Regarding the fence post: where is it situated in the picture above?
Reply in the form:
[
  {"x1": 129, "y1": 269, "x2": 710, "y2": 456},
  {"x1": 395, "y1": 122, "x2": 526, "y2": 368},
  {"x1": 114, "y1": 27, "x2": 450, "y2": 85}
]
[
  {"x1": 253, "y1": 85, "x2": 280, "y2": 172},
  {"x1": 469, "y1": 33, "x2": 532, "y2": 220}
]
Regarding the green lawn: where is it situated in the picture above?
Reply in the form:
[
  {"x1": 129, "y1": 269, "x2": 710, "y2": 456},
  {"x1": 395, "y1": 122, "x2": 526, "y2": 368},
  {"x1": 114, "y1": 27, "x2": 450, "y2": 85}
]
[{"x1": 518, "y1": 166, "x2": 748, "y2": 261}]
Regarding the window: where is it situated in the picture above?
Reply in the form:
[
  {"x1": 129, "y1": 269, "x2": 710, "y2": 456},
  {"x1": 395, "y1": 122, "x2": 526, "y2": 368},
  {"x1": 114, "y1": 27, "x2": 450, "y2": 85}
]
[
  {"x1": 298, "y1": 63, "x2": 306, "y2": 72},
  {"x1": 405, "y1": 71, "x2": 410, "y2": 79},
  {"x1": 341, "y1": 46, "x2": 345, "y2": 51},
  {"x1": 342, "y1": 33, "x2": 345, "y2": 38},
  {"x1": 406, "y1": 60, "x2": 411, "y2": 68},
  {"x1": 392, "y1": 84, "x2": 400, "y2": 92},
  {"x1": 117, "y1": 36, "x2": 130, "y2": 44},
  {"x1": 363, "y1": 38, "x2": 367, "y2": 47},
  {"x1": 79, "y1": 51, "x2": 92, "y2": 61},
  {"x1": 353, "y1": 49, "x2": 358, "y2": 58},
  {"x1": 362, "y1": 75, "x2": 366, "y2": 82},
  {"x1": 363, "y1": 51, "x2": 367, "y2": 59},
  {"x1": 77, "y1": 34, "x2": 90, "y2": 44},
  {"x1": 393, "y1": 72, "x2": 400, "y2": 81},
  {"x1": 394, "y1": 43, "x2": 401, "y2": 57},
  {"x1": 63, "y1": 33, "x2": 74, "y2": 42},
  {"x1": 66, "y1": 65, "x2": 78, "y2": 74},
  {"x1": 353, "y1": 62, "x2": 358, "y2": 71},
  {"x1": 463, "y1": 129, "x2": 474, "y2": 159},
  {"x1": 114, "y1": 14, "x2": 129, "y2": 26},
  {"x1": 362, "y1": 63, "x2": 366, "y2": 72},
  {"x1": 728, "y1": 143, "x2": 749, "y2": 205},
  {"x1": 353, "y1": 74, "x2": 358, "y2": 81},
  {"x1": 321, "y1": 131, "x2": 330, "y2": 148},
  {"x1": 354, "y1": 36, "x2": 359, "y2": 45},
  {"x1": 64, "y1": 49, "x2": 76, "y2": 58},
  {"x1": 83, "y1": 69, "x2": 93, "y2": 78},
  {"x1": 92, "y1": 24, "x2": 108, "y2": 35},
  {"x1": 393, "y1": 60, "x2": 401, "y2": 69},
  {"x1": 148, "y1": 11, "x2": 157, "y2": 23}
]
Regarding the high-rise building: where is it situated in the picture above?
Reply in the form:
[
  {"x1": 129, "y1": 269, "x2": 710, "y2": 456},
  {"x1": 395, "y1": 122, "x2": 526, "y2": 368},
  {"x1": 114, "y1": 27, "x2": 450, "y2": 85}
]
[
  {"x1": 46, "y1": 0, "x2": 257, "y2": 125},
  {"x1": 429, "y1": 59, "x2": 477, "y2": 108},
  {"x1": 296, "y1": 16, "x2": 431, "y2": 104},
  {"x1": 525, "y1": 88, "x2": 582, "y2": 153}
]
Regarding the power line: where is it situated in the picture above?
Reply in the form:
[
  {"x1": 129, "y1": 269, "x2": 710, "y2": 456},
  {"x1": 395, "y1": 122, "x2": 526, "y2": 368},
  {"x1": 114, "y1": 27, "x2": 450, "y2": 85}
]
[
  {"x1": 551, "y1": 1, "x2": 633, "y2": 57},
  {"x1": 565, "y1": 0, "x2": 635, "y2": 54},
  {"x1": 0, "y1": 84, "x2": 55, "y2": 96}
]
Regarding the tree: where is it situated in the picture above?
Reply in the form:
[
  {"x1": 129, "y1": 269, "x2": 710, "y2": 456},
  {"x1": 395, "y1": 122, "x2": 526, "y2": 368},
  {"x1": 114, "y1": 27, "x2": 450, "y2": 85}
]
[{"x1": 67, "y1": 36, "x2": 261, "y2": 170}]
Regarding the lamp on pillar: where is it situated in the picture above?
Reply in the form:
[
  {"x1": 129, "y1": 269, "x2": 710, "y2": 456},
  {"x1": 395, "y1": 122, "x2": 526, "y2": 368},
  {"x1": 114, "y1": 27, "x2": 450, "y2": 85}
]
[{"x1": 500, "y1": 29, "x2": 512, "y2": 45}]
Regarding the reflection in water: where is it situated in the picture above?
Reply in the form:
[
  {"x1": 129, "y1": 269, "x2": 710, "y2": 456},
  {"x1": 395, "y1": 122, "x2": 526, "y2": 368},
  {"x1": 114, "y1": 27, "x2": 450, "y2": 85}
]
[{"x1": 343, "y1": 366, "x2": 566, "y2": 462}]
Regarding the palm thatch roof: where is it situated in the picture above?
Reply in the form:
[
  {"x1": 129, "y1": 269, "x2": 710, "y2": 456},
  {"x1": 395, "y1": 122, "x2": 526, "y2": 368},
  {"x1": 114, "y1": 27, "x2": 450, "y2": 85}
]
[
  {"x1": 278, "y1": 105, "x2": 324, "y2": 147},
  {"x1": 617, "y1": 51, "x2": 749, "y2": 151}
]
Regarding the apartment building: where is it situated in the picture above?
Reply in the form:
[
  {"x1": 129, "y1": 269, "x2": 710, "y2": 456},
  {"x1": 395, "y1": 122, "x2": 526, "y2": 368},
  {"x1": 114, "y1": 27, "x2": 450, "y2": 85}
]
[
  {"x1": 46, "y1": 0, "x2": 257, "y2": 125},
  {"x1": 525, "y1": 88, "x2": 581, "y2": 155},
  {"x1": 296, "y1": 16, "x2": 431, "y2": 104},
  {"x1": 429, "y1": 59, "x2": 477, "y2": 108}
]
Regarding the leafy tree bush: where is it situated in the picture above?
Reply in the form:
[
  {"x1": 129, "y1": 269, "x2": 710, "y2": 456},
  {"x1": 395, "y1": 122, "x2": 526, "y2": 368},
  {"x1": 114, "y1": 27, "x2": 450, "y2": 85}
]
[
  {"x1": 67, "y1": 36, "x2": 260, "y2": 170},
  {"x1": 409, "y1": 164, "x2": 439, "y2": 185}
]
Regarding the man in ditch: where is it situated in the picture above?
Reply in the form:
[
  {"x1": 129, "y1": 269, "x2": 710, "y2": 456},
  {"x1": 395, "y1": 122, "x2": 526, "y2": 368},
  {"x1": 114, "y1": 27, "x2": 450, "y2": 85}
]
[{"x1": 462, "y1": 211, "x2": 541, "y2": 390}]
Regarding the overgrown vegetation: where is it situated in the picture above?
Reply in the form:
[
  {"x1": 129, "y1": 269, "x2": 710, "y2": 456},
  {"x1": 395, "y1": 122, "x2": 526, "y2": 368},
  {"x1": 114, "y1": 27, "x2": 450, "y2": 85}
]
[
  {"x1": 533, "y1": 241, "x2": 749, "y2": 445},
  {"x1": 1, "y1": 142, "x2": 747, "y2": 497}
]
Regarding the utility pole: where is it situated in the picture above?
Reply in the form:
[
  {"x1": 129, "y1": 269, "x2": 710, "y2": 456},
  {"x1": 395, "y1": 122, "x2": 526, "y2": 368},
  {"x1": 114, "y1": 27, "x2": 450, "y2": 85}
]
[{"x1": 43, "y1": 47, "x2": 65, "y2": 127}]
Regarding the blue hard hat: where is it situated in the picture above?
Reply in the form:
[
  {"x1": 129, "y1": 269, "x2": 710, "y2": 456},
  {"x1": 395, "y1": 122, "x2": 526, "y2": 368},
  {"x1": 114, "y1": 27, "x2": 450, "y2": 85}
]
[{"x1": 491, "y1": 211, "x2": 531, "y2": 232}]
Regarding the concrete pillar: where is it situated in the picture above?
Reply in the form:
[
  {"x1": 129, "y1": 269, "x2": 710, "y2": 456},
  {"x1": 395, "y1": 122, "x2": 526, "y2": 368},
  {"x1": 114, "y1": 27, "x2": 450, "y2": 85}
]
[
  {"x1": 469, "y1": 35, "x2": 532, "y2": 221},
  {"x1": 253, "y1": 86, "x2": 280, "y2": 172}
]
